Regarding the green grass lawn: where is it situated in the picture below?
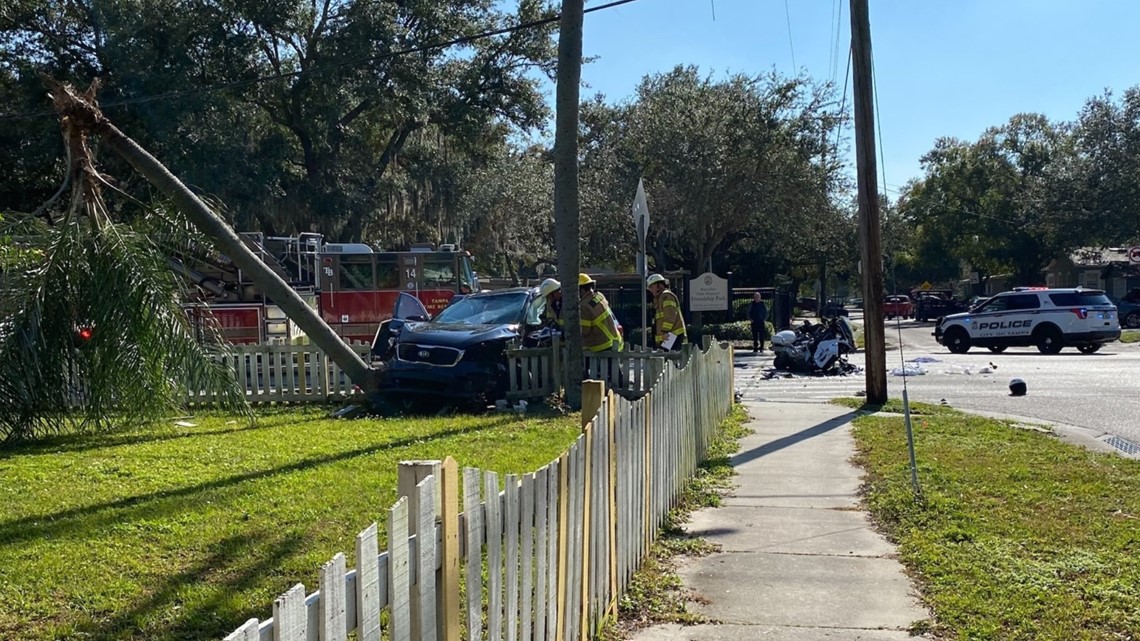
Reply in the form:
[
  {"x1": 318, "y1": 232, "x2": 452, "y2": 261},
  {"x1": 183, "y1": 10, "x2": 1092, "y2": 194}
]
[
  {"x1": 1120, "y1": 329, "x2": 1139, "y2": 343},
  {"x1": 850, "y1": 403, "x2": 1140, "y2": 639},
  {"x1": 0, "y1": 407, "x2": 580, "y2": 641}
]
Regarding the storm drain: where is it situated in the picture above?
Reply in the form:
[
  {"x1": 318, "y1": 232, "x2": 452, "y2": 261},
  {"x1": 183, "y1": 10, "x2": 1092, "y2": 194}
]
[{"x1": 1104, "y1": 435, "x2": 1140, "y2": 457}]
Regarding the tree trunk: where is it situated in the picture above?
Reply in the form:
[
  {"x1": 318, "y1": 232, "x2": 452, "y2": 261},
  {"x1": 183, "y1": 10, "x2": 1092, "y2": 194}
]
[
  {"x1": 48, "y1": 81, "x2": 378, "y2": 393},
  {"x1": 553, "y1": 0, "x2": 585, "y2": 409}
]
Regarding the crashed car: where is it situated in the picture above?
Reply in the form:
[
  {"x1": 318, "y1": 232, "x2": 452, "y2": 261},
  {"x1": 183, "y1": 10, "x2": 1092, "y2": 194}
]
[{"x1": 371, "y1": 287, "x2": 545, "y2": 407}]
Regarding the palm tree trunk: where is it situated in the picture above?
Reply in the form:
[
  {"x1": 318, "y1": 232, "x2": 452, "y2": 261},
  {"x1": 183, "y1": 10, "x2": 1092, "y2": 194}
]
[
  {"x1": 553, "y1": 0, "x2": 585, "y2": 409},
  {"x1": 48, "y1": 81, "x2": 378, "y2": 393}
]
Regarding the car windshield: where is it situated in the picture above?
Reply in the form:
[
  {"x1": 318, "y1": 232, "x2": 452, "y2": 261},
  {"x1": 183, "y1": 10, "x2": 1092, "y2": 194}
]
[{"x1": 431, "y1": 291, "x2": 528, "y2": 325}]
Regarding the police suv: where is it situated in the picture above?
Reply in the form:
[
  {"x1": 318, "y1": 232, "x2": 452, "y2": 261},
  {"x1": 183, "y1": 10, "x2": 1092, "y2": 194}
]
[{"x1": 933, "y1": 287, "x2": 1121, "y2": 355}]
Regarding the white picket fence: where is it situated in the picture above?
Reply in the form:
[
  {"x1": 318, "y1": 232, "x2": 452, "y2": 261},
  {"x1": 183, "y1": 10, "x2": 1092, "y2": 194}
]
[
  {"x1": 187, "y1": 343, "x2": 372, "y2": 404},
  {"x1": 506, "y1": 339, "x2": 688, "y2": 401},
  {"x1": 222, "y1": 339, "x2": 734, "y2": 641}
]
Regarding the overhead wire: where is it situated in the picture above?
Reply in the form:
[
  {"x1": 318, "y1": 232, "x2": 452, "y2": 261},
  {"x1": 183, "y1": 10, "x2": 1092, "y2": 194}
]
[
  {"x1": 783, "y1": 0, "x2": 797, "y2": 71},
  {"x1": 0, "y1": 0, "x2": 642, "y2": 122}
]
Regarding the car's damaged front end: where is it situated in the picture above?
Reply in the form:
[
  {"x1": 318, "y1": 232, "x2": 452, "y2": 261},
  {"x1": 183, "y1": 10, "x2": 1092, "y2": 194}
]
[{"x1": 372, "y1": 289, "x2": 541, "y2": 407}]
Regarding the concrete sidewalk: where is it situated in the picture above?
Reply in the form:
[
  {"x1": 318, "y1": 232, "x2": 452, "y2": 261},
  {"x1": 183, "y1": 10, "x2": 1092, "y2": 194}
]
[{"x1": 631, "y1": 401, "x2": 929, "y2": 641}]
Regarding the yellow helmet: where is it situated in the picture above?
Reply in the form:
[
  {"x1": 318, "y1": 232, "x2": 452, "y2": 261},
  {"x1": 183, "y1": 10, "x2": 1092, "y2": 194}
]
[
  {"x1": 578, "y1": 273, "x2": 595, "y2": 287},
  {"x1": 646, "y1": 273, "x2": 667, "y2": 287}
]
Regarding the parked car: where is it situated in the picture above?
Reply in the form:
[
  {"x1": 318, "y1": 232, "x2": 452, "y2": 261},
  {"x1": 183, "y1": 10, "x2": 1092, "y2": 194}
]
[
  {"x1": 820, "y1": 298, "x2": 850, "y2": 317},
  {"x1": 848, "y1": 297, "x2": 863, "y2": 309},
  {"x1": 883, "y1": 295, "x2": 913, "y2": 320},
  {"x1": 913, "y1": 293, "x2": 968, "y2": 322},
  {"x1": 1108, "y1": 294, "x2": 1140, "y2": 329},
  {"x1": 796, "y1": 297, "x2": 818, "y2": 313},
  {"x1": 372, "y1": 288, "x2": 544, "y2": 408}
]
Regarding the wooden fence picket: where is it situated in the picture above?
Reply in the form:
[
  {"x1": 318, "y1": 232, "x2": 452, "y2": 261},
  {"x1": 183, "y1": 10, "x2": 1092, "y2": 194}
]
[
  {"x1": 533, "y1": 466, "x2": 549, "y2": 641},
  {"x1": 485, "y1": 471, "x2": 504, "y2": 641},
  {"x1": 319, "y1": 553, "x2": 348, "y2": 641},
  {"x1": 416, "y1": 476, "x2": 438, "y2": 641},
  {"x1": 521, "y1": 472, "x2": 536, "y2": 641},
  {"x1": 506, "y1": 475, "x2": 520, "y2": 641},
  {"x1": 463, "y1": 468, "x2": 484, "y2": 641},
  {"x1": 273, "y1": 583, "x2": 306, "y2": 641},
  {"x1": 355, "y1": 523, "x2": 383, "y2": 641},
  {"x1": 388, "y1": 497, "x2": 412, "y2": 641}
]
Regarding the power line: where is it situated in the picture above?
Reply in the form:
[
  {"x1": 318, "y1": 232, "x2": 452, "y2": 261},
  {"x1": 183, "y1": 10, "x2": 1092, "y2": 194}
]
[
  {"x1": 871, "y1": 49, "x2": 888, "y2": 198},
  {"x1": 783, "y1": 0, "x2": 797, "y2": 71},
  {"x1": 831, "y1": 0, "x2": 845, "y2": 83},
  {"x1": 0, "y1": 0, "x2": 642, "y2": 122},
  {"x1": 833, "y1": 43, "x2": 852, "y2": 157}
]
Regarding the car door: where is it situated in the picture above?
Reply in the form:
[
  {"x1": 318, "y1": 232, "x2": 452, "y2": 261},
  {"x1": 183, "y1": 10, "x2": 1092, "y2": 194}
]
[
  {"x1": 970, "y1": 296, "x2": 1010, "y2": 339},
  {"x1": 372, "y1": 293, "x2": 431, "y2": 359}
]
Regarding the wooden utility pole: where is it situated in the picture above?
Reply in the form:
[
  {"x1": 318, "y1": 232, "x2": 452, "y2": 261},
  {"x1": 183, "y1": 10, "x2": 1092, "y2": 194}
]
[
  {"x1": 553, "y1": 0, "x2": 585, "y2": 409},
  {"x1": 849, "y1": 0, "x2": 887, "y2": 403}
]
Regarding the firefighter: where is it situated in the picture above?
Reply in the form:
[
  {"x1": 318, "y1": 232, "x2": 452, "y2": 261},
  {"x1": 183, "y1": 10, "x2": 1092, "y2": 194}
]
[
  {"x1": 538, "y1": 278, "x2": 564, "y2": 328},
  {"x1": 578, "y1": 273, "x2": 623, "y2": 353},
  {"x1": 647, "y1": 273, "x2": 686, "y2": 350}
]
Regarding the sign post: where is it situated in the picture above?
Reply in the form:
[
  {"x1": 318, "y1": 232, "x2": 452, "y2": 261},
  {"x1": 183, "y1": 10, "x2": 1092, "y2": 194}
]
[{"x1": 632, "y1": 178, "x2": 650, "y2": 349}]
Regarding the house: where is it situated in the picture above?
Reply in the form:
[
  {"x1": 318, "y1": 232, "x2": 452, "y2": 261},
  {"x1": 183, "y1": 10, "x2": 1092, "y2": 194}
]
[{"x1": 1044, "y1": 246, "x2": 1140, "y2": 297}]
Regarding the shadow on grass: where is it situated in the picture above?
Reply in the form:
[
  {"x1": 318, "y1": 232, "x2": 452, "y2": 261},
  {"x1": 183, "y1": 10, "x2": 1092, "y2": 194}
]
[
  {"x1": 70, "y1": 529, "x2": 304, "y2": 641},
  {"x1": 0, "y1": 411, "x2": 332, "y2": 459},
  {"x1": 0, "y1": 416, "x2": 514, "y2": 548}
]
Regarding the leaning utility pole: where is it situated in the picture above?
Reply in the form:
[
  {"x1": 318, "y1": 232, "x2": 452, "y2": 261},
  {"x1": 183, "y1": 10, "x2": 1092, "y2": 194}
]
[
  {"x1": 553, "y1": 0, "x2": 585, "y2": 409},
  {"x1": 850, "y1": 0, "x2": 887, "y2": 403}
]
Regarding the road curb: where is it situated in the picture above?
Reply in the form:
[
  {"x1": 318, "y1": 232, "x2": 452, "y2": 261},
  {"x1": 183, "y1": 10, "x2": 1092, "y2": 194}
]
[{"x1": 954, "y1": 408, "x2": 1139, "y2": 460}]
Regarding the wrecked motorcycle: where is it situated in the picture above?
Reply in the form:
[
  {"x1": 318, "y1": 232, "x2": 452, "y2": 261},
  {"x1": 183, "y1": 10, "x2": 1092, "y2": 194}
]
[{"x1": 770, "y1": 316, "x2": 856, "y2": 374}]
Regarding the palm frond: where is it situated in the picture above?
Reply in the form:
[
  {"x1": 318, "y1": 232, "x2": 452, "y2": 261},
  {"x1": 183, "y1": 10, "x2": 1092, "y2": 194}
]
[{"x1": 0, "y1": 213, "x2": 250, "y2": 442}]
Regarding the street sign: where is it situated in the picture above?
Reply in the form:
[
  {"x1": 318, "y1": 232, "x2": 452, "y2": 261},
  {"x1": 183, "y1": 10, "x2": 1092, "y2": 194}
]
[
  {"x1": 1129, "y1": 246, "x2": 1140, "y2": 264},
  {"x1": 969, "y1": 272, "x2": 980, "y2": 285},
  {"x1": 920, "y1": 281, "x2": 933, "y2": 290},
  {"x1": 689, "y1": 272, "x2": 729, "y2": 312},
  {"x1": 631, "y1": 178, "x2": 649, "y2": 249}
]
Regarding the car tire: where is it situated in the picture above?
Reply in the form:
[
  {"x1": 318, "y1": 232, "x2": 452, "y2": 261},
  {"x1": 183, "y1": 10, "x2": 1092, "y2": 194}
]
[
  {"x1": 1034, "y1": 325, "x2": 1064, "y2": 354},
  {"x1": 945, "y1": 327, "x2": 971, "y2": 354},
  {"x1": 1077, "y1": 344, "x2": 1102, "y2": 354},
  {"x1": 1125, "y1": 312, "x2": 1140, "y2": 329},
  {"x1": 987, "y1": 345, "x2": 1007, "y2": 353}
]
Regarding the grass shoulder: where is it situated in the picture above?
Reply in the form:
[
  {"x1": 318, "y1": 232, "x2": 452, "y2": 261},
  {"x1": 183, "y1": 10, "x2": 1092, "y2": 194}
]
[
  {"x1": 831, "y1": 396, "x2": 960, "y2": 416},
  {"x1": 851, "y1": 407, "x2": 1140, "y2": 639},
  {"x1": 0, "y1": 406, "x2": 580, "y2": 641},
  {"x1": 605, "y1": 404, "x2": 750, "y2": 639},
  {"x1": 1120, "y1": 329, "x2": 1140, "y2": 344}
]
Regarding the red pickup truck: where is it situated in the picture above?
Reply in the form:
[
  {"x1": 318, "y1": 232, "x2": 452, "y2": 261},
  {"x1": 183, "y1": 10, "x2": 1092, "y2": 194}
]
[{"x1": 883, "y1": 295, "x2": 914, "y2": 320}]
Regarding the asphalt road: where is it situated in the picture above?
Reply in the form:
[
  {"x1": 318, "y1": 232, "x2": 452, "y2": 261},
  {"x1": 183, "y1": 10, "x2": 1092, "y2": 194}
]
[{"x1": 736, "y1": 315, "x2": 1140, "y2": 449}]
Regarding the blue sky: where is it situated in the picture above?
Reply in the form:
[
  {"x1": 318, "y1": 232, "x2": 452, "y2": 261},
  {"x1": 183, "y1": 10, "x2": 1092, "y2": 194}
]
[{"x1": 552, "y1": 0, "x2": 1140, "y2": 194}]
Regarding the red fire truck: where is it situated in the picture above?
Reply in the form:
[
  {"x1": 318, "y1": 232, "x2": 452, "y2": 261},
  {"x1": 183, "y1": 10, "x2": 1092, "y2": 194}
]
[{"x1": 178, "y1": 234, "x2": 478, "y2": 345}]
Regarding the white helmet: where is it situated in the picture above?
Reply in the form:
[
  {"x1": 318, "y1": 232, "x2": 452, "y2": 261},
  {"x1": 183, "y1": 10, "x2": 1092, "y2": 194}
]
[
  {"x1": 646, "y1": 273, "x2": 667, "y2": 288},
  {"x1": 539, "y1": 278, "x2": 562, "y2": 298}
]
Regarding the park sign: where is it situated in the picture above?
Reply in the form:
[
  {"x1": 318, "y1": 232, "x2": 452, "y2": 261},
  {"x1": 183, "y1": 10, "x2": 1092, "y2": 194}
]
[{"x1": 689, "y1": 272, "x2": 729, "y2": 312}]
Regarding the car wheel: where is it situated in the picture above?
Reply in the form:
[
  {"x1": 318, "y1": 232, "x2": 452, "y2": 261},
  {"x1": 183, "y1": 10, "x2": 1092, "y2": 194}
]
[
  {"x1": 987, "y1": 345, "x2": 1007, "y2": 353},
  {"x1": 945, "y1": 327, "x2": 971, "y2": 354},
  {"x1": 1034, "y1": 325, "x2": 1064, "y2": 354},
  {"x1": 1125, "y1": 312, "x2": 1140, "y2": 329},
  {"x1": 1077, "y1": 343, "x2": 1102, "y2": 354}
]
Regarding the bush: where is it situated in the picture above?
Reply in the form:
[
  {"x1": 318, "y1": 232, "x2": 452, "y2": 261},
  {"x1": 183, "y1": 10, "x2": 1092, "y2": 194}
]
[{"x1": 697, "y1": 320, "x2": 776, "y2": 342}]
